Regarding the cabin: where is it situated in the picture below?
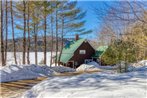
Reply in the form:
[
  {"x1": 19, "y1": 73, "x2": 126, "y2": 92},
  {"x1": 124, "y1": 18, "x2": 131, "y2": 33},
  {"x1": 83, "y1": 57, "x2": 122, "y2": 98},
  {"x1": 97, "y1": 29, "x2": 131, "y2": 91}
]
[
  {"x1": 57, "y1": 35, "x2": 95, "y2": 68},
  {"x1": 57, "y1": 35, "x2": 108, "y2": 68}
]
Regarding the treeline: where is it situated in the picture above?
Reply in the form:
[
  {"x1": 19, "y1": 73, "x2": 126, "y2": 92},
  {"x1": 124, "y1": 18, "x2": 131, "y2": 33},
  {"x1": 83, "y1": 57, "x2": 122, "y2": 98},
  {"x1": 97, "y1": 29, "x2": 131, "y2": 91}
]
[
  {"x1": 95, "y1": 1, "x2": 147, "y2": 65},
  {"x1": 0, "y1": 1, "x2": 91, "y2": 66},
  {"x1": 4, "y1": 36, "x2": 62, "y2": 52}
]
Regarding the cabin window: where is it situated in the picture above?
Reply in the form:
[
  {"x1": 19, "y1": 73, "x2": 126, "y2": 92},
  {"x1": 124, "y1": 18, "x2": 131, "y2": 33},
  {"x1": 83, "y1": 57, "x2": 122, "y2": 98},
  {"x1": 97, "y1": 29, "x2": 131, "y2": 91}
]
[
  {"x1": 79, "y1": 50, "x2": 86, "y2": 54},
  {"x1": 85, "y1": 59, "x2": 93, "y2": 64}
]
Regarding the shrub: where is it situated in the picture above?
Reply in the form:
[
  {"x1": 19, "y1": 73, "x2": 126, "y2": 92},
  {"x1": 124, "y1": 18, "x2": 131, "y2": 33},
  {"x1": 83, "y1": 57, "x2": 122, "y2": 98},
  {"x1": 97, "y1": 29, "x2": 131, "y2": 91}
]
[{"x1": 100, "y1": 40, "x2": 138, "y2": 65}]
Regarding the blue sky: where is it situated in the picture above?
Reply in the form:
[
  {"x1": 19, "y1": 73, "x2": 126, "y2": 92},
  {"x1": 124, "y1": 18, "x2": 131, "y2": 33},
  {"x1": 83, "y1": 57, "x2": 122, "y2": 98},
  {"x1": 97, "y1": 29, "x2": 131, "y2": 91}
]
[
  {"x1": 7, "y1": 1, "x2": 105, "y2": 39},
  {"x1": 77, "y1": 1, "x2": 104, "y2": 39}
]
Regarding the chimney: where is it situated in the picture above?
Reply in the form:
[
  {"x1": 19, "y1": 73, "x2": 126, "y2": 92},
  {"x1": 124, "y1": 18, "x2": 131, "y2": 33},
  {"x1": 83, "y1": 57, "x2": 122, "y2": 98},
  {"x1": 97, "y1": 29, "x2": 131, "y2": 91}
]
[{"x1": 75, "y1": 34, "x2": 79, "y2": 41}]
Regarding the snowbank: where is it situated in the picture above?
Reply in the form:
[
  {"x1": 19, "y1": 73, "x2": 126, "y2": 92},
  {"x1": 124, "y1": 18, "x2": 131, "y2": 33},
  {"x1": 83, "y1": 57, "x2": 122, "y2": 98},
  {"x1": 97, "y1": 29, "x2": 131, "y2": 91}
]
[
  {"x1": 22, "y1": 65, "x2": 147, "y2": 98},
  {"x1": 133, "y1": 60, "x2": 147, "y2": 66},
  {"x1": 88, "y1": 61, "x2": 100, "y2": 66},
  {"x1": 0, "y1": 64, "x2": 54, "y2": 82},
  {"x1": 128, "y1": 60, "x2": 147, "y2": 71},
  {"x1": 51, "y1": 66, "x2": 76, "y2": 73},
  {"x1": 76, "y1": 61, "x2": 101, "y2": 72},
  {"x1": 76, "y1": 64, "x2": 99, "y2": 72},
  {"x1": 76, "y1": 61, "x2": 118, "y2": 72}
]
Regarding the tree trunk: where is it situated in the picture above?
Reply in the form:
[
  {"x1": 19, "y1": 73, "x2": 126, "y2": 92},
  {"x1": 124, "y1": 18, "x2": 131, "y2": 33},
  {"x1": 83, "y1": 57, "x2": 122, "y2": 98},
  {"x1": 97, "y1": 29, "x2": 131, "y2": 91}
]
[
  {"x1": 1, "y1": 0, "x2": 5, "y2": 66},
  {"x1": 4, "y1": 0, "x2": 8, "y2": 65},
  {"x1": 27, "y1": 2, "x2": 30, "y2": 64},
  {"x1": 10, "y1": 1, "x2": 17, "y2": 64},
  {"x1": 34, "y1": 24, "x2": 38, "y2": 65},
  {"x1": 55, "y1": 6, "x2": 58, "y2": 66},
  {"x1": 58, "y1": 17, "x2": 64, "y2": 66},
  {"x1": 22, "y1": 1, "x2": 26, "y2": 64},
  {"x1": 35, "y1": 34, "x2": 38, "y2": 65},
  {"x1": 50, "y1": 15, "x2": 53, "y2": 67},
  {"x1": 43, "y1": 14, "x2": 47, "y2": 65}
]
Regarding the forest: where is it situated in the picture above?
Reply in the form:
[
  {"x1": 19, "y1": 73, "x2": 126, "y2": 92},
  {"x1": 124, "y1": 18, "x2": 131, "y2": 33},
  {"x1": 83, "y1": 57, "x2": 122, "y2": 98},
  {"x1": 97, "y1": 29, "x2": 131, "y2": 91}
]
[
  {"x1": 0, "y1": 1, "x2": 91, "y2": 66},
  {"x1": 0, "y1": 1, "x2": 147, "y2": 67},
  {"x1": 0, "y1": 1, "x2": 147, "y2": 98}
]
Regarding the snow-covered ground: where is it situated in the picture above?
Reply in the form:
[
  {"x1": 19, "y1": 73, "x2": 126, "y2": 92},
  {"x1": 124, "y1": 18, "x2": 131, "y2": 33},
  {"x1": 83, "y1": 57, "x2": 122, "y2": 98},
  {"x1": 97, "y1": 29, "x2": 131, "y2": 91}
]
[
  {"x1": 0, "y1": 64, "x2": 54, "y2": 82},
  {"x1": 4, "y1": 52, "x2": 56, "y2": 66},
  {"x1": 22, "y1": 61, "x2": 147, "y2": 98},
  {"x1": 51, "y1": 66, "x2": 76, "y2": 73},
  {"x1": 0, "y1": 64, "x2": 77, "y2": 82},
  {"x1": 22, "y1": 67, "x2": 147, "y2": 98},
  {"x1": 1, "y1": 54, "x2": 147, "y2": 98}
]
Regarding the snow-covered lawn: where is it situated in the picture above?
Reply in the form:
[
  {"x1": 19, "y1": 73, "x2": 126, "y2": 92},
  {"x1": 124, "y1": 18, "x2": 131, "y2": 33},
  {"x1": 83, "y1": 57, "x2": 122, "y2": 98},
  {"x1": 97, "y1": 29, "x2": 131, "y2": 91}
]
[{"x1": 22, "y1": 62, "x2": 147, "y2": 98}]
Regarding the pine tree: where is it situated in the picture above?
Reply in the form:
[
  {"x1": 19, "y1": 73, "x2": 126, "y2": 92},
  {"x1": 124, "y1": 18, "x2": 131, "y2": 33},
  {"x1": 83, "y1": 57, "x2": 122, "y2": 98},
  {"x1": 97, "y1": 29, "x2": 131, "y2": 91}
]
[
  {"x1": 55, "y1": 2, "x2": 59, "y2": 66},
  {"x1": 43, "y1": 3, "x2": 47, "y2": 65},
  {"x1": 22, "y1": 0, "x2": 26, "y2": 64},
  {"x1": 10, "y1": 1, "x2": 17, "y2": 64},
  {"x1": 31, "y1": 1, "x2": 42, "y2": 65},
  {"x1": 50, "y1": 14, "x2": 54, "y2": 66},
  {"x1": 57, "y1": 1, "x2": 92, "y2": 64},
  {"x1": 4, "y1": 0, "x2": 8, "y2": 64},
  {"x1": 41, "y1": 1, "x2": 53, "y2": 65},
  {"x1": 27, "y1": 1, "x2": 30, "y2": 64}
]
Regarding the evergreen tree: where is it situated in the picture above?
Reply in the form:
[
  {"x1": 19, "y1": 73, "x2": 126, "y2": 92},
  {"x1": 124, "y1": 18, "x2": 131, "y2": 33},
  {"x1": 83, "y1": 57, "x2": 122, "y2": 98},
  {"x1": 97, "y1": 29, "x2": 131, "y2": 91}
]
[
  {"x1": 22, "y1": 0, "x2": 26, "y2": 64},
  {"x1": 4, "y1": 0, "x2": 8, "y2": 64},
  {"x1": 57, "y1": 1, "x2": 92, "y2": 64},
  {"x1": 26, "y1": 1, "x2": 30, "y2": 64}
]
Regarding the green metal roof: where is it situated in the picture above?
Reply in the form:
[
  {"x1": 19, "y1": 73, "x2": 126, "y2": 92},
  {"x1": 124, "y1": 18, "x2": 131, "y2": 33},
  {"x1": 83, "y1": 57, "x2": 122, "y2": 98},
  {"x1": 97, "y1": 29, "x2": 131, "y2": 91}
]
[
  {"x1": 92, "y1": 46, "x2": 108, "y2": 58},
  {"x1": 59, "y1": 39, "x2": 85, "y2": 63},
  {"x1": 96, "y1": 46, "x2": 108, "y2": 51}
]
